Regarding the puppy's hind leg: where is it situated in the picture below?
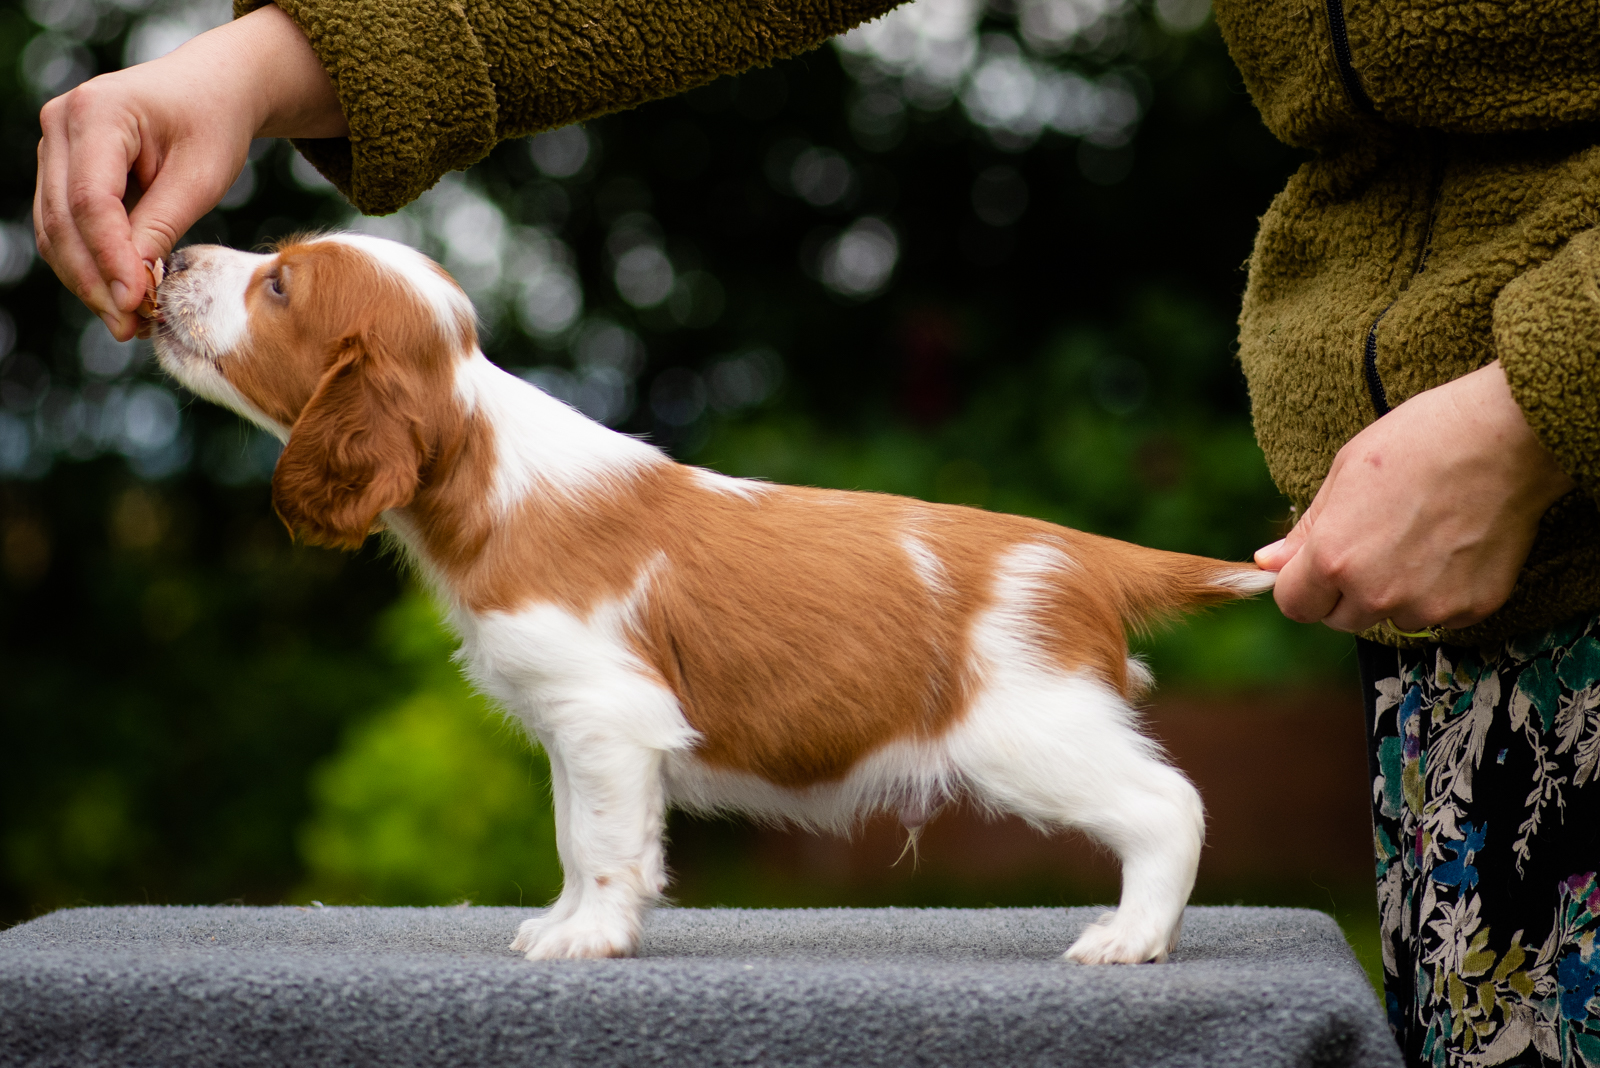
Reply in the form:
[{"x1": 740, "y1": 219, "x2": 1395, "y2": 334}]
[
  {"x1": 1058, "y1": 756, "x2": 1203, "y2": 965},
  {"x1": 510, "y1": 731, "x2": 669, "y2": 960},
  {"x1": 950, "y1": 673, "x2": 1203, "y2": 965}
]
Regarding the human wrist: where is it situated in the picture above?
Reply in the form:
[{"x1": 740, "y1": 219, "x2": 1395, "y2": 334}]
[
  {"x1": 200, "y1": 5, "x2": 346, "y2": 140},
  {"x1": 1467, "y1": 361, "x2": 1577, "y2": 509}
]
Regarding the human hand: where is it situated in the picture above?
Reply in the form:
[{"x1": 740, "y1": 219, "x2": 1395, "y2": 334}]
[
  {"x1": 1253, "y1": 362, "x2": 1577, "y2": 634},
  {"x1": 34, "y1": 4, "x2": 346, "y2": 341}
]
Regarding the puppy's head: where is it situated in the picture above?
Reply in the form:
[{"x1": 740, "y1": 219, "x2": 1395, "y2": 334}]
[{"x1": 153, "y1": 235, "x2": 477, "y2": 549}]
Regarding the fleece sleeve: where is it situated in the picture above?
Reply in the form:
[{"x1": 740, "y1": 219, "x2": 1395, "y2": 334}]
[
  {"x1": 1494, "y1": 229, "x2": 1600, "y2": 504},
  {"x1": 235, "y1": 0, "x2": 903, "y2": 215}
]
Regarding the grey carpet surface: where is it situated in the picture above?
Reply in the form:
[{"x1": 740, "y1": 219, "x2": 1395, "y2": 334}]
[{"x1": 0, "y1": 905, "x2": 1401, "y2": 1068}]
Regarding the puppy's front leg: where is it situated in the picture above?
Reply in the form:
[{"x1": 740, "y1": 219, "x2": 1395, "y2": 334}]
[
  {"x1": 508, "y1": 743, "x2": 584, "y2": 951},
  {"x1": 510, "y1": 734, "x2": 668, "y2": 960}
]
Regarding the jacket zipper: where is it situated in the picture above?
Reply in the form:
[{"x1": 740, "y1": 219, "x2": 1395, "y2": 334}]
[
  {"x1": 1362, "y1": 307, "x2": 1396, "y2": 416},
  {"x1": 1326, "y1": 0, "x2": 1390, "y2": 414},
  {"x1": 1325, "y1": 0, "x2": 1372, "y2": 112},
  {"x1": 1363, "y1": 144, "x2": 1444, "y2": 418}
]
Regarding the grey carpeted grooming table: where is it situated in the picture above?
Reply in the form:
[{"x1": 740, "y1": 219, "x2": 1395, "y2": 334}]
[{"x1": 0, "y1": 905, "x2": 1400, "y2": 1068}]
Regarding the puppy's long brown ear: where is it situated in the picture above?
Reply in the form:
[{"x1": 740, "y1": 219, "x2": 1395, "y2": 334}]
[{"x1": 272, "y1": 330, "x2": 426, "y2": 550}]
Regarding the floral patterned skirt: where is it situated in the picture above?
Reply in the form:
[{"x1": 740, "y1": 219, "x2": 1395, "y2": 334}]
[{"x1": 1358, "y1": 611, "x2": 1600, "y2": 1068}]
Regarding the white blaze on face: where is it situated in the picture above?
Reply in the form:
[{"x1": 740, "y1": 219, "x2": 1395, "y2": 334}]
[{"x1": 152, "y1": 245, "x2": 288, "y2": 440}]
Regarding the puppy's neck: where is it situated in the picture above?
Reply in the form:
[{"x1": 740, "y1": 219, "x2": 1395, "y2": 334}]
[
  {"x1": 453, "y1": 351, "x2": 665, "y2": 511},
  {"x1": 383, "y1": 350, "x2": 667, "y2": 590}
]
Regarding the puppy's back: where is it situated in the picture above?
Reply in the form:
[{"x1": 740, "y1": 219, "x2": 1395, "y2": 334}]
[{"x1": 627, "y1": 468, "x2": 1270, "y2": 788}]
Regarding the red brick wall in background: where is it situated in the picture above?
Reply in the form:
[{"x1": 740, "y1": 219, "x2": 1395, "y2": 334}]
[{"x1": 698, "y1": 687, "x2": 1374, "y2": 899}]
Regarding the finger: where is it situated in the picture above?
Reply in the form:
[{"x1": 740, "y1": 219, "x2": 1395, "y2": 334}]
[
  {"x1": 41, "y1": 84, "x2": 149, "y2": 336},
  {"x1": 33, "y1": 133, "x2": 50, "y2": 260},
  {"x1": 64, "y1": 108, "x2": 146, "y2": 317},
  {"x1": 1254, "y1": 538, "x2": 1291, "y2": 571},
  {"x1": 1323, "y1": 595, "x2": 1387, "y2": 635},
  {"x1": 1437, "y1": 607, "x2": 1488, "y2": 632},
  {"x1": 1430, "y1": 586, "x2": 1513, "y2": 632},
  {"x1": 1320, "y1": 600, "x2": 1374, "y2": 634},
  {"x1": 126, "y1": 143, "x2": 243, "y2": 267},
  {"x1": 1253, "y1": 536, "x2": 1285, "y2": 570},
  {"x1": 1271, "y1": 537, "x2": 1343, "y2": 625},
  {"x1": 1256, "y1": 477, "x2": 1329, "y2": 570},
  {"x1": 1256, "y1": 518, "x2": 1310, "y2": 569},
  {"x1": 35, "y1": 104, "x2": 139, "y2": 339},
  {"x1": 36, "y1": 101, "x2": 109, "y2": 305}
]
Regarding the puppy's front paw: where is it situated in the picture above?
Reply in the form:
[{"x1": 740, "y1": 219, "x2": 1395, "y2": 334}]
[
  {"x1": 1064, "y1": 911, "x2": 1174, "y2": 965},
  {"x1": 521, "y1": 916, "x2": 638, "y2": 960},
  {"x1": 509, "y1": 914, "x2": 551, "y2": 954}
]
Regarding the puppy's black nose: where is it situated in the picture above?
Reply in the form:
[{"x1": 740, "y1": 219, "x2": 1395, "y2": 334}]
[{"x1": 166, "y1": 249, "x2": 189, "y2": 275}]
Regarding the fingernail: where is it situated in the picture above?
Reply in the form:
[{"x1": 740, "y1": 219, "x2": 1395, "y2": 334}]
[
  {"x1": 112, "y1": 280, "x2": 133, "y2": 309},
  {"x1": 1254, "y1": 539, "x2": 1286, "y2": 566}
]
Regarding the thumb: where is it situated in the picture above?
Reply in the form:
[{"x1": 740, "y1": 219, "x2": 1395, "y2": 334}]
[{"x1": 1255, "y1": 493, "x2": 1323, "y2": 571}]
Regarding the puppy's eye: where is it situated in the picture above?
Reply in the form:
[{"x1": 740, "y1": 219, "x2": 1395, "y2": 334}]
[{"x1": 262, "y1": 262, "x2": 291, "y2": 300}]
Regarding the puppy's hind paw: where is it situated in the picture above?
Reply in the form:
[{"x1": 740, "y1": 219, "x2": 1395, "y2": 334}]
[
  {"x1": 1064, "y1": 913, "x2": 1174, "y2": 965},
  {"x1": 521, "y1": 916, "x2": 639, "y2": 960}
]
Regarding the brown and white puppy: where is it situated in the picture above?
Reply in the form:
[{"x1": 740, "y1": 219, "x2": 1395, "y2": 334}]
[{"x1": 151, "y1": 234, "x2": 1274, "y2": 965}]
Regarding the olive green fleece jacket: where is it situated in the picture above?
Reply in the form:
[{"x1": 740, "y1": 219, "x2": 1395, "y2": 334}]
[
  {"x1": 1212, "y1": 0, "x2": 1600, "y2": 647},
  {"x1": 247, "y1": 0, "x2": 1599, "y2": 648},
  {"x1": 234, "y1": 0, "x2": 901, "y2": 213}
]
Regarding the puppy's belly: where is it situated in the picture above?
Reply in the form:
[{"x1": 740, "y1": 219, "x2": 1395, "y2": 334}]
[{"x1": 663, "y1": 733, "x2": 953, "y2": 834}]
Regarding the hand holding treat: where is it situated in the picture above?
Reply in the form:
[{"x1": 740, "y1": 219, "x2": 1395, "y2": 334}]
[{"x1": 33, "y1": 5, "x2": 343, "y2": 341}]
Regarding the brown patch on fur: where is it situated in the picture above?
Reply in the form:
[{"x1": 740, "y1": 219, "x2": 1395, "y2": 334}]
[
  {"x1": 630, "y1": 481, "x2": 978, "y2": 786},
  {"x1": 378, "y1": 464, "x2": 979, "y2": 786}
]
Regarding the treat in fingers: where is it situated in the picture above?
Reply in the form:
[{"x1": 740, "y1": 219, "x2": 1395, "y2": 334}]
[{"x1": 134, "y1": 258, "x2": 165, "y2": 339}]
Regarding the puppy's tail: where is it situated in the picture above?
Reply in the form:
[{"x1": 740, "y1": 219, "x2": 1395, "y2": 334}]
[{"x1": 1084, "y1": 534, "x2": 1277, "y2": 634}]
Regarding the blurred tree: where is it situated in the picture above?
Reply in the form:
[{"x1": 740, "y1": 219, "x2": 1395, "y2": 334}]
[{"x1": 0, "y1": 0, "x2": 1334, "y2": 922}]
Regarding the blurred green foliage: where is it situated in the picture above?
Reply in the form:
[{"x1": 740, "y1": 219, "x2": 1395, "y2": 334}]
[
  {"x1": 1, "y1": 468, "x2": 405, "y2": 917},
  {"x1": 295, "y1": 593, "x2": 560, "y2": 907}
]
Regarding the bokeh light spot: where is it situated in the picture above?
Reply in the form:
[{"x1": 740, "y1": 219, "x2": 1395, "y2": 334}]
[
  {"x1": 528, "y1": 126, "x2": 592, "y2": 178},
  {"x1": 821, "y1": 217, "x2": 900, "y2": 298}
]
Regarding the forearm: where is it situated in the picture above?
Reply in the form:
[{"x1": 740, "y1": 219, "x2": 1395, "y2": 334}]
[
  {"x1": 107, "y1": 5, "x2": 345, "y2": 144},
  {"x1": 246, "y1": 0, "x2": 905, "y2": 213}
]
